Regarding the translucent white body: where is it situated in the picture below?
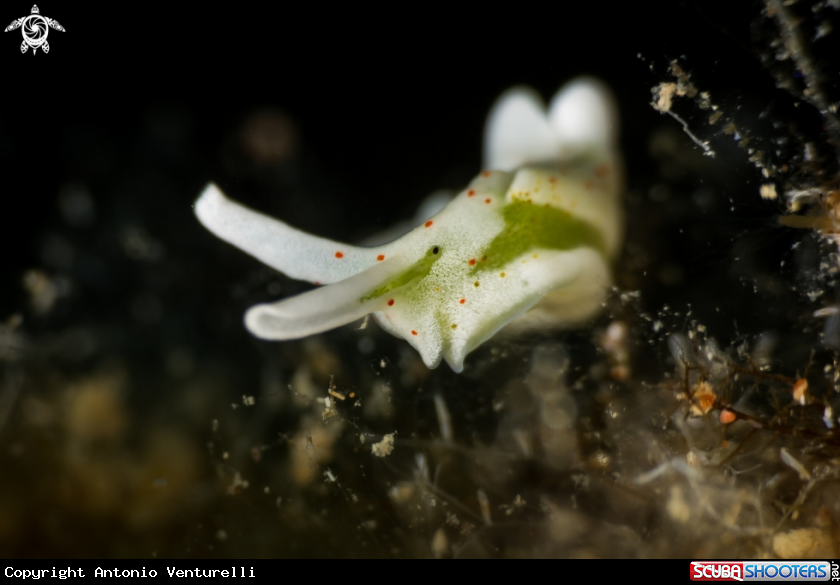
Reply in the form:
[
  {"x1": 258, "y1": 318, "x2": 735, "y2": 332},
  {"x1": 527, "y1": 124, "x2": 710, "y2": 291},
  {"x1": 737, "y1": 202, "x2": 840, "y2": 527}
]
[{"x1": 195, "y1": 78, "x2": 623, "y2": 372}]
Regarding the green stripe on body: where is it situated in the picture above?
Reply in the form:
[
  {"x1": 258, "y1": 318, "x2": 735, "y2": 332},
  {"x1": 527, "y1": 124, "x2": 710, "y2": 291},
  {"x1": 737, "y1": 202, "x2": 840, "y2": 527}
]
[
  {"x1": 360, "y1": 247, "x2": 441, "y2": 302},
  {"x1": 475, "y1": 200, "x2": 607, "y2": 273},
  {"x1": 358, "y1": 200, "x2": 606, "y2": 303}
]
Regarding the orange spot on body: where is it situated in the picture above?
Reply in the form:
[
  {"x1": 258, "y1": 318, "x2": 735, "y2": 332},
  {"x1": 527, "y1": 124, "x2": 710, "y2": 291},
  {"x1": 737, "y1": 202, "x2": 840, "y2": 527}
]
[
  {"x1": 387, "y1": 299, "x2": 394, "y2": 306},
  {"x1": 335, "y1": 251, "x2": 344, "y2": 258},
  {"x1": 425, "y1": 220, "x2": 433, "y2": 228},
  {"x1": 584, "y1": 181, "x2": 594, "y2": 190},
  {"x1": 469, "y1": 258, "x2": 476, "y2": 266},
  {"x1": 548, "y1": 176, "x2": 557, "y2": 184},
  {"x1": 595, "y1": 164, "x2": 610, "y2": 178},
  {"x1": 485, "y1": 198, "x2": 491, "y2": 204},
  {"x1": 482, "y1": 171, "x2": 491, "y2": 177},
  {"x1": 313, "y1": 281, "x2": 321, "y2": 285},
  {"x1": 459, "y1": 299, "x2": 465, "y2": 304},
  {"x1": 720, "y1": 409, "x2": 737, "y2": 425},
  {"x1": 468, "y1": 190, "x2": 475, "y2": 197},
  {"x1": 377, "y1": 254, "x2": 385, "y2": 261},
  {"x1": 411, "y1": 330, "x2": 417, "y2": 336}
]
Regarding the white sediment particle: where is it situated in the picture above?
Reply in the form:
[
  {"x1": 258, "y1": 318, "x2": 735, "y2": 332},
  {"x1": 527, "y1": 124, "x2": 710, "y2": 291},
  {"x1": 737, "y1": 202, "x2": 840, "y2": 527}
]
[
  {"x1": 321, "y1": 395, "x2": 338, "y2": 421},
  {"x1": 431, "y1": 528, "x2": 448, "y2": 559},
  {"x1": 760, "y1": 184, "x2": 778, "y2": 200},
  {"x1": 823, "y1": 405, "x2": 834, "y2": 429},
  {"x1": 433, "y1": 394, "x2": 453, "y2": 443},
  {"x1": 667, "y1": 485, "x2": 691, "y2": 523},
  {"x1": 477, "y1": 489, "x2": 491, "y2": 525},
  {"x1": 780, "y1": 447, "x2": 811, "y2": 481},
  {"x1": 773, "y1": 528, "x2": 833, "y2": 559},
  {"x1": 371, "y1": 433, "x2": 395, "y2": 457},
  {"x1": 650, "y1": 64, "x2": 716, "y2": 156},
  {"x1": 227, "y1": 472, "x2": 249, "y2": 494},
  {"x1": 653, "y1": 82, "x2": 677, "y2": 113}
]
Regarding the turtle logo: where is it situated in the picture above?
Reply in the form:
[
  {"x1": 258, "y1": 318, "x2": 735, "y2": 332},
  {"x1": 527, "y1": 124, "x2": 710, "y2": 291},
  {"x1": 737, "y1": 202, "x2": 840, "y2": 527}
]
[{"x1": 5, "y1": 5, "x2": 64, "y2": 54}]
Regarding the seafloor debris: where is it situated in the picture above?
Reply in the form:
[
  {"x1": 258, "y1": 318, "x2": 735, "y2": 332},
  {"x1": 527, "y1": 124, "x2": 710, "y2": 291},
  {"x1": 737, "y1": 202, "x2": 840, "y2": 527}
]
[{"x1": 371, "y1": 433, "x2": 395, "y2": 458}]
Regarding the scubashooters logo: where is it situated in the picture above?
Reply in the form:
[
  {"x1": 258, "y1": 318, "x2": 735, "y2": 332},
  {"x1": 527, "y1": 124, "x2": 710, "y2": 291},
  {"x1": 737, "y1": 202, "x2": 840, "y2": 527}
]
[
  {"x1": 4, "y1": 5, "x2": 64, "y2": 54},
  {"x1": 691, "y1": 561, "x2": 835, "y2": 582}
]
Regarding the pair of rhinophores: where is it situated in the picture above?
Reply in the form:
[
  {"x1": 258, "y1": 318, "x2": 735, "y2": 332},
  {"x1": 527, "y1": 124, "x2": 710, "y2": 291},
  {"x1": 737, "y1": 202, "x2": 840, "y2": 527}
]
[{"x1": 195, "y1": 78, "x2": 623, "y2": 372}]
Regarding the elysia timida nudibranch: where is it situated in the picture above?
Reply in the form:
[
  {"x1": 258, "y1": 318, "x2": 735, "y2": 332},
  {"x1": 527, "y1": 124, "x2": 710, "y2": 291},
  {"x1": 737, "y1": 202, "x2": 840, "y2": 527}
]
[{"x1": 195, "y1": 78, "x2": 623, "y2": 372}]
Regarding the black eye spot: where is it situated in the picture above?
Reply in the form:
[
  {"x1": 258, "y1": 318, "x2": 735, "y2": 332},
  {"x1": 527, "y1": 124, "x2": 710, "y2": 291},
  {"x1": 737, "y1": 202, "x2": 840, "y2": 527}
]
[{"x1": 432, "y1": 246, "x2": 439, "y2": 254}]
